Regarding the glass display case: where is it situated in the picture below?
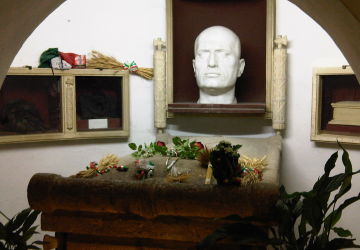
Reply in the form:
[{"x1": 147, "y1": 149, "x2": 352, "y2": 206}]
[
  {"x1": 0, "y1": 68, "x2": 129, "y2": 143},
  {"x1": 311, "y1": 66, "x2": 360, "y2": 144}
]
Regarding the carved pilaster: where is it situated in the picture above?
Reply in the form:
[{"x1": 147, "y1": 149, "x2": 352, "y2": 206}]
[
  {"x1": 153, "y1": 38, "x2": 167, "y2": 130},
  {"x1": 272, "y1": 35, "x2": 288, "y2": 132},
  {"x1": 64, "y1": 76, "x2": 75, "y2": 131}
]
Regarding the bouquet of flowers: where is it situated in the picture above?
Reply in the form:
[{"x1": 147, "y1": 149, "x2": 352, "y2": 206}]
[{"x1": 128, "y1": 136, "x2": 204, "y2": 160}]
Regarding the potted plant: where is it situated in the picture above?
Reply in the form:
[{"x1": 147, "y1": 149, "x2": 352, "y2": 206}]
[
  {"x1": 200, "y1": 144, "x2": 360, "y2": 249},
  {"x1": 0, "y1": 208, "x2": 42, "y2": 249}
]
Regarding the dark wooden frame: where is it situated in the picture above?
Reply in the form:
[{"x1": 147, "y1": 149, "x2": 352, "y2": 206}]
[{"x1": 166, "y1": 0, "x2": 275, "y2": 115}]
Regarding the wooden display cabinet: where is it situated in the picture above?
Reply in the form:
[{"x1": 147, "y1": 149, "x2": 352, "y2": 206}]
[
  {"x1": 311, "y1": 66, "x2": 360, "y2": 144},
  {"x1": 0, "y1": 68, "x2": 129, "y2": 143}
]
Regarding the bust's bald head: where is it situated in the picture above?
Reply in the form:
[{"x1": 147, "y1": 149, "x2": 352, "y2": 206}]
[{"x1": 194, "y1": 26, "x2": 241, "y2": 59}]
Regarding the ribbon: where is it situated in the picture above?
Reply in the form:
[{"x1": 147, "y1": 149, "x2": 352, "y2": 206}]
[{"x1": 123, "y1": 61, "x2": 138, "y2": 72}]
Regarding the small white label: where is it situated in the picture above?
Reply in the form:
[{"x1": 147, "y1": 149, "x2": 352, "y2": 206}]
[{"x1": 88, "y1": 119, "x2": 108, "y2": 129}]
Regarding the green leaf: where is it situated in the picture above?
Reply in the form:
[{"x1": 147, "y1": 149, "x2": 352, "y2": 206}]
[
  {"x1": 301, "y1": 190, "x2": 315, "y2": 199},
  {"x1": 324, "y1": 174, "x2": 345, "y2": 193},
  {"x1": 138, "y1": 144, "x2": 143, "y2": 151},
  {"x1": 275, "y1": 200, "x2": 296, "y2": 241},
  {"x1": 31, "y1": 240, "x2": 43, "y2": 245},
  {"x1": 334, "y1": 178, "x2": 352, "y2": 202},
  {"x1": 315, "y1": 230, "x2": 329, "y2": 249},
  {"x1": 333, "y1": 227, "x2": 352, "y2": 237},
  {"x1": 327, "y1": 238, "x2": 360, "y2": 249},
  {"x1": 279, "y1": 185, "x2": 303, "y2": 201},
  {"x1": 128, "y1": 143, "x2": 137, "y2": 150},
  {"x1": 302, "y1": 197, "x2": 323, "y2": 233},
  {"x1": 313, "y1": 152, "x2": 338, "y2": 193},
  {"x1": 22, "y1": 210, "x2": 40, "y2": 233},
  {"x1": 337, "y1": 193, "x2": 360, "y2": 212},
  {"x1": 298, "y1": 215, "x2": 307, "y2": 239},
  {"x1": 292, "y1": 199, "x2": 303, "y2": 218},
  {"x1": 5, "y1": 217, "x2": 14, "y2": 230},
  {"x1": 338, "y1": 142, "x2": 352, "y2": 175},
  {"x1": 154, "y1": 144, "x2": 167, "y2": 155},
  {"x1": 7, "y1": 233, "x2": 25, "y2": 247},
  {"x1": 0, "y1": 222, "x2": 5, "y2": 239},
  {"x1": 317, "y1": 193, "x2": 331, "y2": 212},
  {"x1": 324, "y1": 209, "x2": 342, "y2": 230},
  {"x1": 23, "y1": 226, "x2": 39, "y2": 241},
  {"x1": 333, "y1": 145, "x2": 353, "y2": 201},
  {"x1": 325, "y1": 193, "x2": 360, "y2": 229},
  {"x1": 8, "y1": 208, "x2": 31, "y2": 232},
  {"x1": 172, "y1": 136, "x2": 182, "y2": 146},
  {"x1": 297, "y1": 224, "x2": 312, "y2": 249},
  {"x1": 27, "y1": 246, "x2": 41, "y2": 249},
  {"x1": 324, "y1": 151, "x2": 338, "y2": 176},
  {"x1": 233, "y1": 144, "x2": 242, "y2": 151}
]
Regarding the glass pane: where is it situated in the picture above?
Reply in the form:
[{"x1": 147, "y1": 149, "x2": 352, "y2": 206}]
[
  {"x1": 321, "y1": 74, "x2": 360, "y2": 134},
  {"x1": 75, "y1": 76, "x2": 122, "y2": 131},
  {"x1": 0, "y1": 75, "x2": 62, "y2": 135}
]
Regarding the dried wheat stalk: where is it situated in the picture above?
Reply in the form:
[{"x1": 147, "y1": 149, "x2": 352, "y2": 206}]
[
  {"x1": 239, "y1": 155, "x2": 267, "y2": 186},
  {"x1": 87, "y1": 50, "x2": 153, "y2": 80},
  {"x1": 76, "y1": 154, "x2": 121, "y2": 178},
  {"x1": 239, "y1": 155, "x2": 267, "y2": 169}
]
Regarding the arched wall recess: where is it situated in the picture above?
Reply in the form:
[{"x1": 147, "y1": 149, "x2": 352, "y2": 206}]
[
  {"x1": 0, "y1": 0, "x2": 65, "y2": 88},
  {"x1": 0, "y1": 0, "x2": 359, "y2": 88},
  {"x1": 289, "y1": 0, "x2": 360, "y2": 83}
]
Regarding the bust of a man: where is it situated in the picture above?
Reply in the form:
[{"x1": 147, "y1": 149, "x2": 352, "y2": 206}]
[{"x1": 193, "y1": 26, "x2": 245, "y2": 104}]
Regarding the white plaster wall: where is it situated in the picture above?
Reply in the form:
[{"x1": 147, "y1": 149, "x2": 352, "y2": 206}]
[
  {"x1": 277, "y1": 1, "x2": 360, "y2": 244},
  {"x1": 2, "y1": 0, "x2": 360, "y2": 245}
]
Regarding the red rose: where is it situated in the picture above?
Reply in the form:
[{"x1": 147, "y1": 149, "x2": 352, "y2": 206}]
[
  {"x1": 156, "y1": 140, "x2": 166, "y2": 147},
  {"x1": 193, "y1": 141, "x2": 204, "y2": 150},
  {"x1": 89, "y1": 161, "x2": 98, "y2": 169}
]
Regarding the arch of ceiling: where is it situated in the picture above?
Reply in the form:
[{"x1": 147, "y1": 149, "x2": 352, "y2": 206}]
[{"x1": 0, "y1": 0, "x2": 359, "y2": 88}]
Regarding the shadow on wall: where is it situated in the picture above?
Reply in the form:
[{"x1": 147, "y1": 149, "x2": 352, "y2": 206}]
[
  {"x1": 315, "y1": 141, "x2": 360, "y2": 151},
  {"x1": 167, "y1": 116, "x2": 273, "y2": 135},
  {"x1": 0, "y1": 0, "x2": 65, "y2": 87}
]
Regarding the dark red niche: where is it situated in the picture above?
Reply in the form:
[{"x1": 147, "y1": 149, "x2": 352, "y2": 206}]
[{"x1": 172, "y1": 0, "x2": 267, "y2": 104}]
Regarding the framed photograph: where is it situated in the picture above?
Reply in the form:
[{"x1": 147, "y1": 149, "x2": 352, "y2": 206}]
[
  {"x1": 166, "y1": 0, "x2": 275, "y2": 114},
  {"x1": 311, "y1": 67, "x2": 360, "y2": 144}
]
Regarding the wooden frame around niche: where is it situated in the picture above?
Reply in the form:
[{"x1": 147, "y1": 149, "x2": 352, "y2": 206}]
[
  {"x1": 311, "y1": 67, "x2": 360, "y2": 145},
  {"x1": 0, "y1": 68, "x2": 129, "y2": 143},
  {"x1": 166, "y1": 0, "x2": 275, "y2": 115}
]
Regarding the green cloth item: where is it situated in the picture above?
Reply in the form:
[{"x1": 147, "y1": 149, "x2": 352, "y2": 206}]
[{"x1": 38, "y1": 48, "x2": 59, "y2": 68}]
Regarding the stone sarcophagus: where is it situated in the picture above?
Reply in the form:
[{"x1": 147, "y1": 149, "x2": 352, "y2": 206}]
[{"x1": 27, "y1": 135, "x2": 281, "y2": 249}]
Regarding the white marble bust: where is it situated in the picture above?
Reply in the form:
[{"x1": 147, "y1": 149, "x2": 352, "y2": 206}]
[{"x1": 193, "y1": 26, "x2": 245, "y2": 104}]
